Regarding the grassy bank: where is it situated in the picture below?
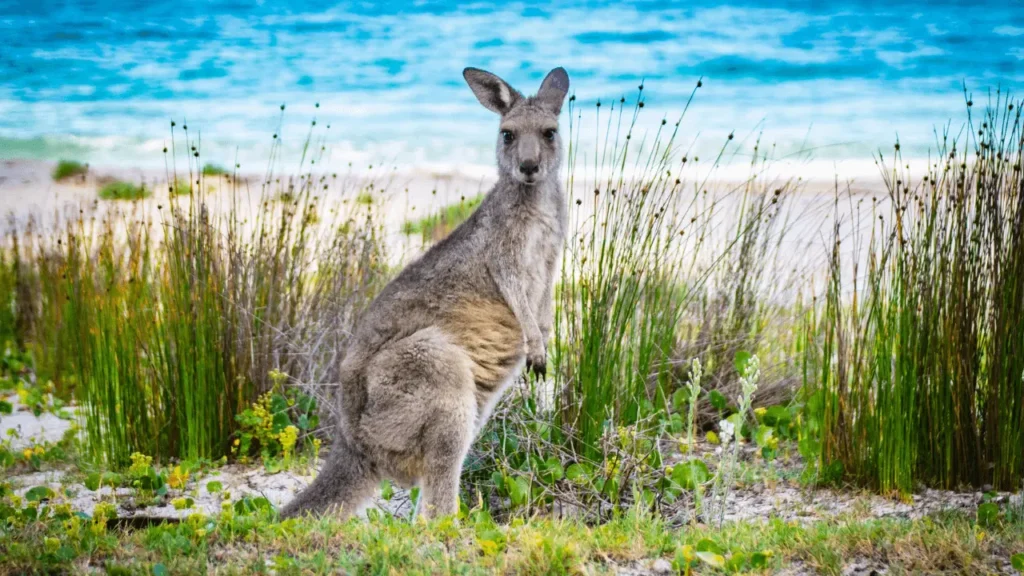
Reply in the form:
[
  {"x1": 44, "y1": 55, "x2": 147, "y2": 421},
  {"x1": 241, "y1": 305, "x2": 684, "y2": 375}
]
[{"x1": 0, "y1": 485, "x2": 1020, "y2": 575}]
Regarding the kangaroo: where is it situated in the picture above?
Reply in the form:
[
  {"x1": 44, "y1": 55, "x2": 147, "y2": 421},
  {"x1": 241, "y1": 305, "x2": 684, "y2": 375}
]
[{"x1": 279, "y1": 66, "x2": 570, "y2": 520}]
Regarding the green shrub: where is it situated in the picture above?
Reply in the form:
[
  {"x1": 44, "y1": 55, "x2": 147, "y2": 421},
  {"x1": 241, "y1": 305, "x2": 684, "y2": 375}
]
[
  {"x1": 51, "y1": 160, "x2": 88, "y2": 181},
  {"x1": 402, "y1": 194, "x2": 483, "y2": 243},
  {"x1": 98, "y1": 181, "x2": 148, "y2": 200},
  {"x1": 201, "y1": 163, "x2": 229, "y2": 176},
  {"x1": 169, "y1": 178, "x2": 192, "y2": 196}
]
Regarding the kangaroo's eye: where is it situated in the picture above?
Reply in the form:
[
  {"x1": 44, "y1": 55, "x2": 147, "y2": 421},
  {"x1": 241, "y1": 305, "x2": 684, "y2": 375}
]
[
  {"x1": 501, "y1": 130, "x2": 515, "y2": 144},
  {"x1": 543, "y1": 129, "x2": 557, "y2": 142}
]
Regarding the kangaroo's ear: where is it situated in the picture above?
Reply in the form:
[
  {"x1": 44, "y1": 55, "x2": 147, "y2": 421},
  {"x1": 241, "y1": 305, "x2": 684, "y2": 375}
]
[
  {"x1": 536, "y1": 67, "x2": 570, "y2": 115},
  {"x1": 464, "y1": 67, "x2": 522, "y2": 115}
]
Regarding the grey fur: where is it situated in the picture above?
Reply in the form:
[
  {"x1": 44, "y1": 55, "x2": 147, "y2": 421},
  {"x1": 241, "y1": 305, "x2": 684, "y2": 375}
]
[{"x1": 279, "y1": 67, "x2": 570, "y2": 520}]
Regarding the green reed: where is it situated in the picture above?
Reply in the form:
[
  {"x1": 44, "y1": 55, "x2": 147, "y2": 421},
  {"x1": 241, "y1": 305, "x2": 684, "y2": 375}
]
[
  {"x1": 808, "y1": 91, "x2": 1024, "y2": 492},
  {"x1": 551, "y1": 84, "x2": 796, "y2": 459},
  {"x1": 2, "y1": 116, "x2": 388, "y2": 466}
]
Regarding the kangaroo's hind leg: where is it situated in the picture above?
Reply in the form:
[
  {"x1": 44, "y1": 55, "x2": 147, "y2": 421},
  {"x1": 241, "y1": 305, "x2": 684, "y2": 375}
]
[{"x1": 359, "y1": 326, "x2": 477, "y2": 519}]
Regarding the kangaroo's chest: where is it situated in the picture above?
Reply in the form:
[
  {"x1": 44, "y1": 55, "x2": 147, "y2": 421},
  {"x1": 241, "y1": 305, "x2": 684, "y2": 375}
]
[{"x1": 522, "y1": 203, "x2": 565, "y2": 288}]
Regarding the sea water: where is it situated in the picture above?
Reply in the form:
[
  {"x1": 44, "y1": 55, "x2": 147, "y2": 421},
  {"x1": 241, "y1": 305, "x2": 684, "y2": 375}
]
[{"x1": 1, "y1": 0, "x2": 1021, "y2": 177}]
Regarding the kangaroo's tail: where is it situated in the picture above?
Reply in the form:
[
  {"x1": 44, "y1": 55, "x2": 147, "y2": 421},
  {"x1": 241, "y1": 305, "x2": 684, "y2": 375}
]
[{"x1": 278, "y1": 433, "x2": 375, "y2": 520}]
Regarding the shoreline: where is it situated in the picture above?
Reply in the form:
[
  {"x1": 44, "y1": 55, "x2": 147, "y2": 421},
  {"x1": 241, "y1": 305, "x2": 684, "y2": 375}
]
[{"x1": 1, "y1": 156, "x2": 888, "y2": 291}]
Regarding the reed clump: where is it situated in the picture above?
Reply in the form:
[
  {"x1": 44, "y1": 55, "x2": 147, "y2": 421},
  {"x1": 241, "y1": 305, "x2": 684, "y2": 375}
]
[{"x1": 806, "y1": 91, "x2": 1024, "y2": 492}]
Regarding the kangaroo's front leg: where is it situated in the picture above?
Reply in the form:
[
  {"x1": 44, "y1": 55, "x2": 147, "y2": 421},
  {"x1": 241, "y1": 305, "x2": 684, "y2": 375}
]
[{"x1": 488, "y1": 251, "x2": 546, "y2": 377}]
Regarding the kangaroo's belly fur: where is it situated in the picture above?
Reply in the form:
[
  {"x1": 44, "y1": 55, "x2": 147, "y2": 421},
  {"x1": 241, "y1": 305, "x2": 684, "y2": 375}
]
[{"x1": 440, "y1": 296, "x2": 524, "y2": 418}]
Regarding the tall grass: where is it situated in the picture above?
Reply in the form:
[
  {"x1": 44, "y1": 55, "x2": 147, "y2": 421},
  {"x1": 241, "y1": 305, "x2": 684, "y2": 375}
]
[
  {"x1": 550, "y1": 85, "x2": 800, "y2": 459},
  {"x1": 2, "y1": 120, "x2": 389, "y2": 466},
  {"x1": 807, "y1": 92, "x2": 1024, "y2": 492}
]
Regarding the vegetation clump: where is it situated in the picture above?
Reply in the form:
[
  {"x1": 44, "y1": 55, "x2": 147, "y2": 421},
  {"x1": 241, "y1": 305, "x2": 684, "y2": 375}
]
[
  {"x1": 51, "y1": 159, "x2": 88, "y2": 181},
  {"x1": 98, "y1": 180, "x2": 148, "y2": 200},
  {"x1": 402, "y1": 193, "x2": 483, "y2": 243}
]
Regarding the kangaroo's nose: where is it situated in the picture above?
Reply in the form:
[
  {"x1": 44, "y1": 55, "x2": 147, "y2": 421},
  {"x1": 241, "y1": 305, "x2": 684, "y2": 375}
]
[{"x1": 519, "y1": 161, "x2": 539, "y2": 176}]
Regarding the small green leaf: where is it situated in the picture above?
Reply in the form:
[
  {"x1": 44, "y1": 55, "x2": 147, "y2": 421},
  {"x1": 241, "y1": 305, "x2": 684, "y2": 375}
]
[
  {"x1": 696, "y1": 551, "x2": 726, "y2": 568},
  {"x1": 671, "y1": 459, "x2": 711, "y2": 490},
  {"x1": 1011, "y1": 553, "x2": 1024, "y2": 570},
  {"x1": 977, "y1": 502, "x2": 1000, "y2": 526},
  {"x1": 153, "y1": 563, "x2": 168, "y2": 576},
  {"x1": 506, "y1": 476, "x2": 529, "y2": 506},
  {"x1": 206, "y1": 481, "x2": 223, "y2": 493},
  {"x1": 0, "y1": 400, "x2": 12, "y2": 414},
  {"x1": 25, "y1": 485, "x2": 55, "y2": 502},
  {"x1": 296, "y1": 395, "x2": 316, "y2": 413},
  {"x1": 755, "y1": 425, "x2": 775, "y2": 447},
  {"x1": 762, "y1": 405, "x2": 790, "y2": 426},
  {"x1": 252, "y1": 497, "x2": 272, "y2": 512},
  {"x1": 270, "y1": 394, "x2": 289, "y2": 415},
  {"x1": 566, "y1": 463, "x2": 590, "y2": 483},
  {"x1": 726, "y1": 553, "x2": 749, "y2": 572},
  {"x1": 379, "y1": 479, "x2": 394, "y2": 501},
  {"x1": 271, "y1": 412, "x2": 291, "y2": 434},
  {"x1": 695, "y1": 538, "x2": 724, "y2": 554},
  {"x1": 667, "y1": 413, "x2": 684, "y2": 434},
  {"x1": 85, "y1": 473, "x2": 101, "y2": 491},
  {"x1": 751, "y1": 551, "x2": 773, "y2": 568},
  {"x1": 542, "y1": 457, "x2": 564, "y2": 484},
  {"x1": 733, "y1": 350, "x2": 752, "y2": 374},
  {"x1": 798, "y1": 436, "x2": 821, "y2": 459},
  {"x1": 708, "y1": 390, "x2": 728, "y2": 411},
  {"x1": 602, "y1": 476, "x2": 620, "y2": 499},
  {"x1": 671, "y1": 388, "x2": 689, "y2": 412}
]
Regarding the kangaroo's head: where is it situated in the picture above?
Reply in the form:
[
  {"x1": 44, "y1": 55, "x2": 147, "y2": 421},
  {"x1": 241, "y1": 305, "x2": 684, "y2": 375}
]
[{"x1": 463, "y1": 67, "x2": 570, "y2": 186}]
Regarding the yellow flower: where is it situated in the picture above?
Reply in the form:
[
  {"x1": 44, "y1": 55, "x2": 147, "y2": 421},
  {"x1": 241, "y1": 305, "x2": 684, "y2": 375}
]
[
  {"x1": 33, "y1": 445, "x2": 45, "y2": 456},
  {"x1": 233, "y1": 438, "x2": 240, "y2": 447},
  {"x1": 22, "y1": 448, "x2": 32, "y2": 460},
  {"x1": 680, "y1": 545, "x2": 695, "y2": 562},
  {"x1": 754, "y1": 407, "x2": 767, "y2": 417},
  {"x1": 478, "y1": 539, "x2": 500, "y2": 556},
  {"x1": 706, "y1": 431, "x2": 720, "y2": 445},
  {"x1": 168, "y1": 465, "x2": 189, "y2": 489},
  {"x1": 128, "y1": 452, "x2": 153, "y2": 477},
  {"x1": 278, "y1": 425, "x2": 299, "y2": 458}
]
